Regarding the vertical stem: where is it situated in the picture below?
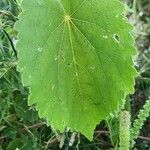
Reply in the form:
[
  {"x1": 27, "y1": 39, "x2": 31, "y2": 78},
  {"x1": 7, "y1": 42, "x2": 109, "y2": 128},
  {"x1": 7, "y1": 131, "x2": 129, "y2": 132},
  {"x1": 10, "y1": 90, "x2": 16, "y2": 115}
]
[{"x1": 119, "y1": 111, "x2": 131, "y2": 150}]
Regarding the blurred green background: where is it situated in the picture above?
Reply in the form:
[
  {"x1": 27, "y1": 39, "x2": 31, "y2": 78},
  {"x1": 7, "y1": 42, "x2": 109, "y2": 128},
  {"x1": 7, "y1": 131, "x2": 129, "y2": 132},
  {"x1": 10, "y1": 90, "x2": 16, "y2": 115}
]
[{"x1": 0, "y1": 0, "x2": 150, "y2": 149}]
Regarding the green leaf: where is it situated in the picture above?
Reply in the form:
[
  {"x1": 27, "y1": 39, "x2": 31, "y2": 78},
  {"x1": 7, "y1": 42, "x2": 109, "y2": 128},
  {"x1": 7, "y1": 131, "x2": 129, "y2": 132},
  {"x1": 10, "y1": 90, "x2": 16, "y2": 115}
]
[
  {"x1": 13, "y1": 91, "x2": 38, "y2": 123},
  {"x1": 7, "y1": 139, "x2": 24, "y2": 150},
  {"x1": 15, "y1": 0, "x2": 137, "y2": 139}
]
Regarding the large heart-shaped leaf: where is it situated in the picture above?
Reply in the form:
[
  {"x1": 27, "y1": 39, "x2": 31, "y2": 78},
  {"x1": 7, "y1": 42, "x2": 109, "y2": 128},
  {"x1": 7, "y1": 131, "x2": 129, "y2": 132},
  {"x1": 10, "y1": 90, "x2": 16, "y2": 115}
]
[{"x1": 15, "y1": 0, "x2": 137, "y2": 139}]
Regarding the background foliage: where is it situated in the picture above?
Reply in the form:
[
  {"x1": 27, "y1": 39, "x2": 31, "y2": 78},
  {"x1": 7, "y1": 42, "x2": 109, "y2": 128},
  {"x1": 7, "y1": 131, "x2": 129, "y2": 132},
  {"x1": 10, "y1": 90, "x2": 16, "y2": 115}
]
[{"x1": 0, "y1": 0, "x2": 150, "y2": 149}]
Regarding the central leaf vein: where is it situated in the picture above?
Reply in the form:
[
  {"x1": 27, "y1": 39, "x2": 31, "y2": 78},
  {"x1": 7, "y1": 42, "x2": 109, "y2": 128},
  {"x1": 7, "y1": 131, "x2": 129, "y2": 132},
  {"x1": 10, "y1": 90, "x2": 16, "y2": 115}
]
[
  {"x1": 67, "y1": 21, "x2": 85, "y2": 113},
  {"x1": 57, "y1": 23, "x2": 66, "y2": 108}
]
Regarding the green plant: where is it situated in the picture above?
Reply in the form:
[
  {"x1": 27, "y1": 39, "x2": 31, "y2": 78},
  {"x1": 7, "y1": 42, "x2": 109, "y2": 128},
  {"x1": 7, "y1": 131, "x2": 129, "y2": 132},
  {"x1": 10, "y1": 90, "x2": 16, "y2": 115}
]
[
  {"x1": 1, "y1": 0, "x2": 150, "y2": 150},
  {"x1": 15, "y1": 0, "x2": 137, "y2": 140},
  {"x1": 119, "y1": 111, "x2": 131, "y2": 150},
  {"x1": 130, "y1": 99, "x2": 150, "y2": 148}
]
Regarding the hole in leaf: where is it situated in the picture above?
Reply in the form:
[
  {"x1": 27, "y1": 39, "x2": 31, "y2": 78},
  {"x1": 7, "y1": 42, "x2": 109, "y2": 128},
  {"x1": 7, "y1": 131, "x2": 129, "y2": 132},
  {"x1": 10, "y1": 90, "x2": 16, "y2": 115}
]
[{"x1": 113, "y1": 34, "x2": 120, "y2": 43}]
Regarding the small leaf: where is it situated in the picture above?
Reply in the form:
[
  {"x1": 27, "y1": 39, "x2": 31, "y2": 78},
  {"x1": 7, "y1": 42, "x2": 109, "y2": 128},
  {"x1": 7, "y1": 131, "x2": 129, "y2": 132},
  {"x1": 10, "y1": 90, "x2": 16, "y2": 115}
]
[{"x1": 16, "y1": 0, "x2": 137, "y2": 139}]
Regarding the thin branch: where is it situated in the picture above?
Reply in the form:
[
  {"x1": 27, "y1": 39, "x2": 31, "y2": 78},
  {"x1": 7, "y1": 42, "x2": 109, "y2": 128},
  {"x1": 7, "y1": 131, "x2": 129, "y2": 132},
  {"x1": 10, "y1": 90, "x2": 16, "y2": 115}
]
[
  {"x1": 20, "y1": 122, "x2": 45, "y2": 132},
  {"x1": 0, "y1": 10, "x2": 18, "y2": 21},
  {"x1": 3, "y1": 29, "x2": 17, "y2": 58},
  {"x1": 138, "y1": 136, "x2": 150, "y2": 142}
]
